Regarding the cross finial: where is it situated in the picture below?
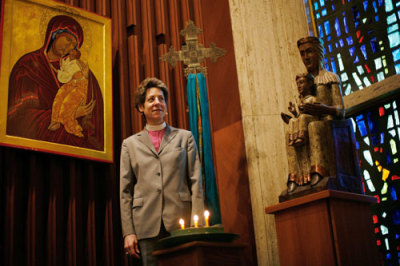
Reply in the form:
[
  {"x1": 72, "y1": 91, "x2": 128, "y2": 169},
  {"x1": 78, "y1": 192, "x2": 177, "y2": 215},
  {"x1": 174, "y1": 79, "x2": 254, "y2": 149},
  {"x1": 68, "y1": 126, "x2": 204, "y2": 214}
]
[{"x1": 161, "y1": 20, "x2": 226, "y2": 77}]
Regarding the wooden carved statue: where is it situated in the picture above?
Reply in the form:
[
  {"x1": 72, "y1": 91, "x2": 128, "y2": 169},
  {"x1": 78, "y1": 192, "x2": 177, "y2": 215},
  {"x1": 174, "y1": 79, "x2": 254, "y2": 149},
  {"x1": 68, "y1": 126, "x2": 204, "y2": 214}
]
[{"x1": 281, "y1": 36, "x2": 362, "y2": 200}]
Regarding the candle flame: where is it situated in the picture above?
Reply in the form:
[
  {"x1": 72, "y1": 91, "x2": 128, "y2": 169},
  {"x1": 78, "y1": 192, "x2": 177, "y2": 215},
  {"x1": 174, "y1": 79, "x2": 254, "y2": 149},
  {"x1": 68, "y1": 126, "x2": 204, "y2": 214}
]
[
  {"x1": 204, "y1": 210, "x2": 210, "y2": 227},
  {"x1": 179, "y1": 218, "x2": 185, "y2": 229}
]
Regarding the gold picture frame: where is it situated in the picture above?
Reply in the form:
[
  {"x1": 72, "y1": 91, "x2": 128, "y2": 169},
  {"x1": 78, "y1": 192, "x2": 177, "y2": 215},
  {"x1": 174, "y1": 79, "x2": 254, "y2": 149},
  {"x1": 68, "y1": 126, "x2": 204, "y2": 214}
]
[{"x1": 0, "y1": 0, "x2": 113, "y2": 162}]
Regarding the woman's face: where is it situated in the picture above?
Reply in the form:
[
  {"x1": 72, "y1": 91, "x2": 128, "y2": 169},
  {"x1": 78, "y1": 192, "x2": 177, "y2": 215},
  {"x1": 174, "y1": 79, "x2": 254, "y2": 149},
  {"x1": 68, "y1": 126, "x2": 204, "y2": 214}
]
[
  {"x1": 50, "y1": 32, "x2": 77, "y2": 58},
  {"x1": 138, "y1": 87, "x2": 167, "y2": 125}
]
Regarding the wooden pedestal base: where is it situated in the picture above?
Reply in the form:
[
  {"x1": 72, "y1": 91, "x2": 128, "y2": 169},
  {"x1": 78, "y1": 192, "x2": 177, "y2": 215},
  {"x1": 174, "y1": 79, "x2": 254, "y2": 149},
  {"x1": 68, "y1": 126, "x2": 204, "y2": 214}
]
[
  {"x1": 265, "y1": 190, "x2": 379, "y2": 266},
  {"x1": 153, "y1": 241, "x2": 246, "y2": 266}
]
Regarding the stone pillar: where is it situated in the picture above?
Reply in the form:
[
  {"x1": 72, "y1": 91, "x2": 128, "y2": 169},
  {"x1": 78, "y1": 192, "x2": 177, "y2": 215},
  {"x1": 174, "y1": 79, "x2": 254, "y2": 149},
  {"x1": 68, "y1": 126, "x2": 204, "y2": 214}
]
[{"x1": 228, "y1": 0, "x2": 310, "y2": 265}]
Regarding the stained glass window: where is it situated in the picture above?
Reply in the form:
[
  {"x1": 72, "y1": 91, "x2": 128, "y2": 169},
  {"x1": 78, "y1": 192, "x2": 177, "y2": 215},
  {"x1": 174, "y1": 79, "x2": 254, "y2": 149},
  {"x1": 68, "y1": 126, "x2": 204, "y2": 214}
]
[
  {"x1": 305, "y1": 1, "x2": 400, "y2": 265},
  {"x1": 306, "y1": 0, "x2": 399, "y2": 95},
  {"x1": 351, "y1": 101, "x2": 400, "y2": 265}
]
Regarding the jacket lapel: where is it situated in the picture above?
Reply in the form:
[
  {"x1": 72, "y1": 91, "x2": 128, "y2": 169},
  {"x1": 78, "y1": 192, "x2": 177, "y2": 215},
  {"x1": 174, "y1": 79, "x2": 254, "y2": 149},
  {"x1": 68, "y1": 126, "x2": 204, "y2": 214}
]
[
  {"x1": 158, "y1": 125, "x2": 178, "y2": 154},
  {"x1": 136, "y1": 129, "x2": 158, "y2": 156}
]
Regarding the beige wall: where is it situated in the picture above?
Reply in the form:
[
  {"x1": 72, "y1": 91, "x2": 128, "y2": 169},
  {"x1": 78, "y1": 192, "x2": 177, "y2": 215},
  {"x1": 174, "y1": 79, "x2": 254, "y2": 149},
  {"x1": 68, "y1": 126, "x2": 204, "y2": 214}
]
[{"x1": 228, "y1": 0, "x2": 310, "y2": 265}]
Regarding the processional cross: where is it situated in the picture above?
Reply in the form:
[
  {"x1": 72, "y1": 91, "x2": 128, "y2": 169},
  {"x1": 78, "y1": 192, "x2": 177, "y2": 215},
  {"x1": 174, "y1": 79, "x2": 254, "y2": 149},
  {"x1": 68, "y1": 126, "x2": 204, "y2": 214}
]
[
  {"x1": 161, "y1": 20, "x2": 225, "y2": 224},
  {"x1": 161, "y1": 20, "x2": 226, "y2": 76}
]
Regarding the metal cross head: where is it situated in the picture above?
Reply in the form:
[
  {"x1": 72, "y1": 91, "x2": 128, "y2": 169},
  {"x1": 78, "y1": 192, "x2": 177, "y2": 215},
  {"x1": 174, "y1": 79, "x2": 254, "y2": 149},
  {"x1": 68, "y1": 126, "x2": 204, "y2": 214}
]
[{"x1": 161, "y1": 20, "x2": 226, "y2": 77}]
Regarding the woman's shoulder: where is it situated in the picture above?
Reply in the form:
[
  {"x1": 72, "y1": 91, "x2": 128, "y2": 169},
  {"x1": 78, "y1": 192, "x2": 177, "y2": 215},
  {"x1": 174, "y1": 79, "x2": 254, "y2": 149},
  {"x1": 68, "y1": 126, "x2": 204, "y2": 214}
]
[
  {"x1": 123, "y1": 130, "x2": 145, "y2": 141},
  {"x1": 168, "y1": 125, "x2": 192, "y2": 136}
]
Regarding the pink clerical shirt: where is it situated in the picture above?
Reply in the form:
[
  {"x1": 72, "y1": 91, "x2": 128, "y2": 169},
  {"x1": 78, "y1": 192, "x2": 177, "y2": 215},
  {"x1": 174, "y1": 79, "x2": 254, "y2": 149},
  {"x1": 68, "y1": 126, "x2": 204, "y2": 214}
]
[{"x1": 147, "y1": 128, "x2": 166, "y2": 152}]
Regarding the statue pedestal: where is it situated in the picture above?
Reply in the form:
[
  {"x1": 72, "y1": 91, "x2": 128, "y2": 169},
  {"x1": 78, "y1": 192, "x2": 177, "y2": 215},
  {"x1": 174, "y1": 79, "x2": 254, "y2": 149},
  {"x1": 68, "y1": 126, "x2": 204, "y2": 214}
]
[
  {"x1": 153, "y1": 241, "x2": 247, "y2": 266},
  {"x1": 265, "y1": 190, "x2": 379, "y2": 266}
]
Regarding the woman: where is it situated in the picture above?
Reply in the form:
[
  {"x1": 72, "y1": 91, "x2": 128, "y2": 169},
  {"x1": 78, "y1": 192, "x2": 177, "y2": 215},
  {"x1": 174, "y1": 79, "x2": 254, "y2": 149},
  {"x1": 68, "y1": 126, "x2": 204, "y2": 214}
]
[
  {"x1": 120, "y1": 77, "x2": 204, "y2": 265},
  {"x1": 7, "y1": 15, "x2": 104, "y2": 150}
]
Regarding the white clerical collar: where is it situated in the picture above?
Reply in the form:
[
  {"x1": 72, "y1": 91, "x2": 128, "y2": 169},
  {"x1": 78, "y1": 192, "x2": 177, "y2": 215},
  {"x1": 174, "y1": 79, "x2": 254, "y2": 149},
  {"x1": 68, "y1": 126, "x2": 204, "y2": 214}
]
[{"x1": 145, "y1": 122, "x2": 166, "y2": 131}]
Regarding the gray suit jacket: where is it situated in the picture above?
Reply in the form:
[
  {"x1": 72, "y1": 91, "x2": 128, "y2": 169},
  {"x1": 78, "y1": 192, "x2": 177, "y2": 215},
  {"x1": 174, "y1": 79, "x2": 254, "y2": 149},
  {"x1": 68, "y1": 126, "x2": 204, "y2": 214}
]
[{"x1": 120, "y1": 125, "x2": 204, "y2": 240}]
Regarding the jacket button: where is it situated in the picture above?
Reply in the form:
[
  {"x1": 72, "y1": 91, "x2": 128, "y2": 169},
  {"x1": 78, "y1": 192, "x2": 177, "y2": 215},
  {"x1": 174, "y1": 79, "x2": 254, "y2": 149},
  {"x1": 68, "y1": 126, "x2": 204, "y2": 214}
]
[{"x1": 156, "y1": 172, "x2": 160, "y2": 176}]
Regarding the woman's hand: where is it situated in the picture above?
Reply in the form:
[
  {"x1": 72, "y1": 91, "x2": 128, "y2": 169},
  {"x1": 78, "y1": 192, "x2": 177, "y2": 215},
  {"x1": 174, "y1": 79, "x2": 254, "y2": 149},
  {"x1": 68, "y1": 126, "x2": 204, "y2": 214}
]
[
  {"x1": 75, "y1": 99, "x2": 96, "y2": 118},
  {"x1": 124, "y1": 234, "x2": 140, "y2": 258}
]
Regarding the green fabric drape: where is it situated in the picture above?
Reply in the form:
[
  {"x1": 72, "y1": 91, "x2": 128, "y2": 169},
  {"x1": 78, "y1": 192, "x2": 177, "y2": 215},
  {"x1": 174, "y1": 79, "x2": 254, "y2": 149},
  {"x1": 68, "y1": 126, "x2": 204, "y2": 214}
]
[{"x1": 187, "y1": 73, "x2": 221, "y2": 225}]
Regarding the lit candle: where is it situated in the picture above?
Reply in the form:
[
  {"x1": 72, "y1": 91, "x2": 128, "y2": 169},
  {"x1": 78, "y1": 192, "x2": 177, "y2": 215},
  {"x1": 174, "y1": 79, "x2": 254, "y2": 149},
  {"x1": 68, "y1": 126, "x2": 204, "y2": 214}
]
[
  {"x1": 204, "y1": 210, "x2": 210, "y2": 227},
  {"x1": 193, "y1": 215, "x2": 199, "y2": 228},
  {"x1": 179, "y1": 218, "x2": 185, "y2": 229}
]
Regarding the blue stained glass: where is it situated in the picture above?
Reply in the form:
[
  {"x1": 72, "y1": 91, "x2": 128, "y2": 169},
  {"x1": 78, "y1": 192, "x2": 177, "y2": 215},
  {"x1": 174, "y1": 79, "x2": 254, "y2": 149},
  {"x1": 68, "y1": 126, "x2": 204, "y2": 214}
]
[
  {"x1": 378, "y1": 71, "x2": 385, "y2": 81},
  {"x1": 363, "y1": 77, "x2": 371, "y2": 87},
  {"x1": 331, "y1": 61, "x2": 337, "y2": 73},
  {"x1": 335, "y1": 18, "x2": 341, "y2": 36},
  {"x1": 354, "y1": 55, "x2": 360, "y2": 63},
  {"x1": 356, "y1": 114, "x2": 364, "y2": 122},
  {"x1": 370, "y1": 37, "x2": 378, "y2": 53},
  {"x1": 363, "y1": 0, "x2": 368, "y2": 11},
  {"x1": 386, "y1": 253, "x2": 392, "y2": 260},
  {"x1": 316, "y1": 13, "x2": 320, "y2": 19},
  {"x1": 381, "y1": 132, "x2": 385, "y2": 144},
  {"x1": 349, "y1": 46, "x2": 356, "y2": 56},
  {"x1": 335, "y1": 42, "x2": 339, "y2": 48},
  {"x1": 327, "y1": 35, "x2": 331, "y2": 41},
  {"x1": 314, "y1": 2, "x2": 319, "y2": 11},
  {"x1": 328, "y1": 43, "x2": 332, "y2": 52},
  {"x1": 373, "y1": 1, "x2": 378, "y2": 12},
  {"x1": 344, "y1": 83, "x2": 352, "y2": 95},
  {"x1": 357, "y1": 65, "x2": 365, "y2": 75},
  {"x1": 346, "y1": 36, "x2": 353, "y2": 45},
  {"x1": 388, "y1": 32, "x2": 400, "y2": 48},
  {"x1": 387, "y1": 151, "x2": 392, "y2": 164},
  {"x1": 355, "y1": 20, "x2": 360, "y2": 28},
  {"x1": 319, "y1": 0, "x2": 325, "y2": 7},
  {"x1": 367, "y1": 112, "x2": 379, "y2": 134},
  {"x1": 371, "y1": 135, "x2": 380, "y2": 145},
  {"x1": 375, "y1": 58, "x2": 383, "y2": 69},
  {"x1": 378, "y1": 0, "x2": 383, "y2": 6},
  {"x1": 332, "y1": 4, "x2": 335, "y2": 11},
  {"x1": 388, "y1": 23, "x2": 399, "y2": 34},
  {"x1": 391, "y1": 186, "x2": 397, "y2": 200},
  {"x1": 356, "y1": 141, "x2": 360, "y2": 149},
  {"x1": 319, "y1": 24, "x2": 324, "y2": 37},
  {"x1": 395, "y1": 64, "x2": 400, "y2": 74},
  {"x1": 339, "y1": 39, "x2": 344, "y2": 47},
  {"x1": 353, "y1": 7, "x2": 360, "y2": 19},
  {"x1": 385, "y1": 0, "x2": 394, "y2": 12},
  {"x1": 341, "y1": 72, "x2": 349, "y2": 82},
  {"x1": 343, "y1": 16, "x2": 349, "y2": 34},
  {"x1": 361, "y1": 45, "x2": 367, "y2": 60},
  {"x1": 387, "y1": 14, "x2": 397, "y2": 25},
  {"x1": 393, "y1": 210, "x2": 400, "y2": 224},
  {"x1": 393, "y1": 48, "x2": 400, "y2": 62},
  {"x1": 324, "y1": 21, "x2": 330, "y2": 35},
  {"x1": 322, "y1": 9, "x2": 327, "y2": 16},
  {"x1": 357, "y1": 120, "x2": 368, "y2": 136},
  {"x1": 375, "y1": 15, "x2": 379, "y2": 22},
  {"x1": 353, "y1": 72, "x2": 363, "y2": 86}
]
